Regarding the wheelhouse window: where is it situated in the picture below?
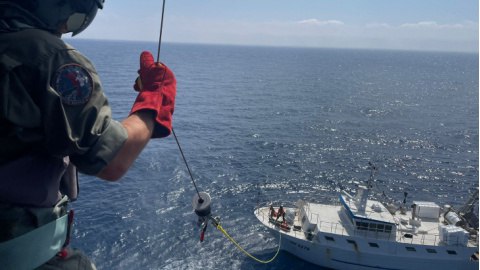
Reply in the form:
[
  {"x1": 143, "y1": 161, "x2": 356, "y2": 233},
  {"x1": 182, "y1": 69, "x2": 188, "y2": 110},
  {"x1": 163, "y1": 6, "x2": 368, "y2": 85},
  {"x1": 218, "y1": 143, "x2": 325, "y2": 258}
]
[
  {"x1": 356, "y1": 222, "x2": 368, "y2": 231},
  {"x1": 355, "y1": 221, "x2": 393, "y2": 233}
]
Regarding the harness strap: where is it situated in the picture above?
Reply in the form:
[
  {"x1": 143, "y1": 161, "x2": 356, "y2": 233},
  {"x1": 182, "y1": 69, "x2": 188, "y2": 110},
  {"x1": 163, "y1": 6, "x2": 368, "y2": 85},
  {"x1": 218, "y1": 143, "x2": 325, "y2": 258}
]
[{"x1": 0, "y1": 213, "x2": 68, "y2": 270}]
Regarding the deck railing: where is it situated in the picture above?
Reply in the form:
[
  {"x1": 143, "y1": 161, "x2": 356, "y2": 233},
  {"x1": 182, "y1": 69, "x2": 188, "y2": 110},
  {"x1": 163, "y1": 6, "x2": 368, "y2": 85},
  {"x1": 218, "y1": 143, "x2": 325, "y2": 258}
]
[{"x1": 255, "y1": 204, "x2": 476, "y2": 247}]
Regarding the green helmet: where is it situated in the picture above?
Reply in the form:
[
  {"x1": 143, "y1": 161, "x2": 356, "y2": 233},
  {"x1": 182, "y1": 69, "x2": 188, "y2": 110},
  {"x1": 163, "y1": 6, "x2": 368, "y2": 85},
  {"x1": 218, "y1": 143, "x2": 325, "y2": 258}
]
[{"x1": 0, "y1": 0, "x2": 104, "y2": 36}]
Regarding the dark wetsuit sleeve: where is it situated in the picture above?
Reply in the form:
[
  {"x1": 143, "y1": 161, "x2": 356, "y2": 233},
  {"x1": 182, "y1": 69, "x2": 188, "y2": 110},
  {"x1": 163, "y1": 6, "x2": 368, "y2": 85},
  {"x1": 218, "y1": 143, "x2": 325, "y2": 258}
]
[{"x1": 44, "y1": 48, "x2": 127, "y2": 175}]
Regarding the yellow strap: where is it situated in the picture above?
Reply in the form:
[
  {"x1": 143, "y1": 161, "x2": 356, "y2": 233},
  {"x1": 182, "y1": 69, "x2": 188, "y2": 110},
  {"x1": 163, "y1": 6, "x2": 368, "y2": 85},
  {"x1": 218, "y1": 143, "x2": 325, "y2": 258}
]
[{"x1": 215, "y1": 223, "x2": 281, "y2": 264}]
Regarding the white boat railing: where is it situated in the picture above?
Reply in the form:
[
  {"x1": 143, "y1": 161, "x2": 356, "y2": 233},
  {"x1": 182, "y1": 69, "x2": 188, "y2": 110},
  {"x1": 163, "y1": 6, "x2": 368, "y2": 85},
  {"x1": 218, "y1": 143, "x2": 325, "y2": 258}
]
[{"x1": 255, "y1": 205, "x2": 476, "y2": 247}]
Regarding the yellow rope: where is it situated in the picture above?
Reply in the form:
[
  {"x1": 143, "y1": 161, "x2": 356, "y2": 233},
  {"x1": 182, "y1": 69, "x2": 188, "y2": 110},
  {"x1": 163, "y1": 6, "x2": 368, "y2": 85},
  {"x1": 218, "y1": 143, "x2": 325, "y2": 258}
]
[{"x1": 214, "y1": 222, "x2": 281, "y2": 264}]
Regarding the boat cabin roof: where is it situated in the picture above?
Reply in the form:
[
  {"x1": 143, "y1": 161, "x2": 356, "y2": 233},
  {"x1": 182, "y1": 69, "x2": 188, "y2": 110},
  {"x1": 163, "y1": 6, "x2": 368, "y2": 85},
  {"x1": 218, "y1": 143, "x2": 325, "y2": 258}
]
[{"x1": 340, "y1": 194, "x2": 396, "y2": 225}]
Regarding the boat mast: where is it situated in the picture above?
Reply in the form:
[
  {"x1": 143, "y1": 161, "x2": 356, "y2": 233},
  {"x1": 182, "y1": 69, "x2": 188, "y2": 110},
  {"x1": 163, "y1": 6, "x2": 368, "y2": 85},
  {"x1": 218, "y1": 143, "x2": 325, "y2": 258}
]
[
  {"x1": 355, "y1": 163, "x2": 377, "y2": 214},
  {"x1": 367, "y1": 162, "x2": 377, "y2": 189},
  {"x1": 458, "y1": 187, "x2": 479, "y2": 229}
]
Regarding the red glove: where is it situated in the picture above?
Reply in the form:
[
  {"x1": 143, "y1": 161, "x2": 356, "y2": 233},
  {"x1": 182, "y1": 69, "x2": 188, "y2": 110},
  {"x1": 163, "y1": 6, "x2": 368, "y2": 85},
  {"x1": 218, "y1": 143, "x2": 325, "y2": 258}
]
[{"x1": 130, "y1": 51, "x2": 176, "y2": 138}]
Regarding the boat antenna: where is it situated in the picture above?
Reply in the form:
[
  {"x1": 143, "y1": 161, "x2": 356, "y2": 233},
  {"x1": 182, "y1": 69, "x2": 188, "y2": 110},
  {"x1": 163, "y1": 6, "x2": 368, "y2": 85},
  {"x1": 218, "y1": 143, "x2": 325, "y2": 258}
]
[
  {"x1": 403, "y1": 192, "x2": 408, "y2": 204},
  {"x1": 367, "y1": 162, "x2": 376, "y2": 188}
]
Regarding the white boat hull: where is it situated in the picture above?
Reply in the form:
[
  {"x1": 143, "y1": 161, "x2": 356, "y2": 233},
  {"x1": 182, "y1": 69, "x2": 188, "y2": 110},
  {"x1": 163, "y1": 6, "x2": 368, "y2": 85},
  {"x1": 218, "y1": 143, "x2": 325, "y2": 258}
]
[
  {"x1": 255, "y1": 206, "x2": 478, "y2": 270},
  {"x1": 279, "y1": 232, "x2": 477, "y2": 270}
]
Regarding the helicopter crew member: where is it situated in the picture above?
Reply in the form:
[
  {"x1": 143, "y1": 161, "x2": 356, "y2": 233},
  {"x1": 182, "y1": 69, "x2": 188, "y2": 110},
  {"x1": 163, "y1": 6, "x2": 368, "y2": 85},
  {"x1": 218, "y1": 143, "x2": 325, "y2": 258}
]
[{"x1": 0, "y1": 0, "x2": 176, "y2": 269}]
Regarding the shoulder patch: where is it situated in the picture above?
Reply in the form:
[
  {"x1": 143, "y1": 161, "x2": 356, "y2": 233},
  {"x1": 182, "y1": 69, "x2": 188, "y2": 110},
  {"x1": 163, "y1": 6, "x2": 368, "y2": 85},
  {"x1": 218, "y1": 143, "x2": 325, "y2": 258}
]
[{"x1": 53, "y1": 64, "x2": 93, "y2": 105}]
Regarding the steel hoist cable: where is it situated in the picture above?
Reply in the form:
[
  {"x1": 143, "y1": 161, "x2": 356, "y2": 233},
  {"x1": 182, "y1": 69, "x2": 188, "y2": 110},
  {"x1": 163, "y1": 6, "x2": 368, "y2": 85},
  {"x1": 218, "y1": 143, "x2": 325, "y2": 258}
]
[
  {"x1": 155, "y1": 0, "x2": 281, "y2": 264},
  {"x1": 155, "y1": 0, "x2": 202, "y2": 200}
]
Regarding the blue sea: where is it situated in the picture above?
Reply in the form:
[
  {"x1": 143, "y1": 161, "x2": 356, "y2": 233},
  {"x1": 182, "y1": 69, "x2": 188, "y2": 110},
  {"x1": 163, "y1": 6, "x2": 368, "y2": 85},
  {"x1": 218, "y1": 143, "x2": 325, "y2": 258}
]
[{"x1": 66, "y1": 39, "x2": 478, "y2": 270}]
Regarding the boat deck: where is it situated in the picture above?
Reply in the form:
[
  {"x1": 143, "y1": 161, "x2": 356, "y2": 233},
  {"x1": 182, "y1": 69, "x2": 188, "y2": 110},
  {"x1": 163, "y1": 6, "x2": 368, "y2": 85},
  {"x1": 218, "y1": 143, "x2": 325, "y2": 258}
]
[
  {"x1": 255, "y1": 206, "x2": 312, "y2": 241},
  {"x1": 255, "y1": 203, "x2": 478, "y2": 247}
]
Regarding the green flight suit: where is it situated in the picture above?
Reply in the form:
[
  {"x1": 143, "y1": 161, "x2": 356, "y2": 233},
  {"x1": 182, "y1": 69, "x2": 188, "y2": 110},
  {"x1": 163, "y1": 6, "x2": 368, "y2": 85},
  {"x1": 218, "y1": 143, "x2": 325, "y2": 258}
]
[
  {"x1": 0, "y1": 28, "x2": 127, "y2": 174},
  {"x1": 0, "y1": 27, "x2": 128, "y2": 269}
]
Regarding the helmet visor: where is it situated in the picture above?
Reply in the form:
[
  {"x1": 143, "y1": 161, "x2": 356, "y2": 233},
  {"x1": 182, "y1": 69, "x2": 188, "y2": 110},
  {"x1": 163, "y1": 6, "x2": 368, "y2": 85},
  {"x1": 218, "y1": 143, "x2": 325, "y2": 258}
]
[{"x1": 67, "y1": 0, "x2": 104, "y2": 36}]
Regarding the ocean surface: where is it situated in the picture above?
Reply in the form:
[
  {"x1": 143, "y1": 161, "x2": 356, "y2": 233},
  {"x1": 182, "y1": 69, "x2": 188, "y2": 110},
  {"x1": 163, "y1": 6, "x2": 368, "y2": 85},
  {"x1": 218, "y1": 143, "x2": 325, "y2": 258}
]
[{"x1": 66, "y1": 39, "x2": 478, "y2": 270}]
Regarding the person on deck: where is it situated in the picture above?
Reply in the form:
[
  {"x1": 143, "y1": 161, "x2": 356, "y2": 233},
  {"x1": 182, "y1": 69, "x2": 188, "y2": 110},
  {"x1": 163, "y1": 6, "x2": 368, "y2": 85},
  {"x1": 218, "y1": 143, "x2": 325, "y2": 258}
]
[
  {"x1": 269, "y1": 205, "x2": 276, "y2": 218},
  {"x1": 276, "y1": 205, "x2": 285, "y2": 223},
  {"x1": 0, "y1": 1, "x2": 176, "y2": 269}
]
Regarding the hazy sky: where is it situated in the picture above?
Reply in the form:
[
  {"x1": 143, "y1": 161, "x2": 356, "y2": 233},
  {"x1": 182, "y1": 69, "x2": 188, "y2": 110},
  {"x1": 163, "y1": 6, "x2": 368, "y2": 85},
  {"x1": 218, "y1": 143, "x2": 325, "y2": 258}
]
[{"x1": 78, "y1": 0, "x2": 479, "y2": 52}]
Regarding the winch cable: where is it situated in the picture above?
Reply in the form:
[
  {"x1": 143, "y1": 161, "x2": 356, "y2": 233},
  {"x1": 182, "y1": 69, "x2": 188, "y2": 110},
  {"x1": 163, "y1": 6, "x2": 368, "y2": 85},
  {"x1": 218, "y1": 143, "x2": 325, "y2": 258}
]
[
  {"x1": 154, "y1": 0, "x2": 281, "y2": 264},
  {"x1": 212, "y1": 217, "x2": 282, "y2": 264},
  {"x1": 172, "y1": 129, "x2": 202, "y2": 199},
  {"x1": 155, "y1": 0, "x2": 202, "y2": 201}
]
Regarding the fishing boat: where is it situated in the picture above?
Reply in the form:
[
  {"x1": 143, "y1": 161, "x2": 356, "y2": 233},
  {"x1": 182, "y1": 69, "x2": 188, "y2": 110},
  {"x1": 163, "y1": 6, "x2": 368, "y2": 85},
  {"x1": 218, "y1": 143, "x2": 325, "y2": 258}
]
[{"x1": 254, "y1": 163, "x2": 479, "y2": 270}]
